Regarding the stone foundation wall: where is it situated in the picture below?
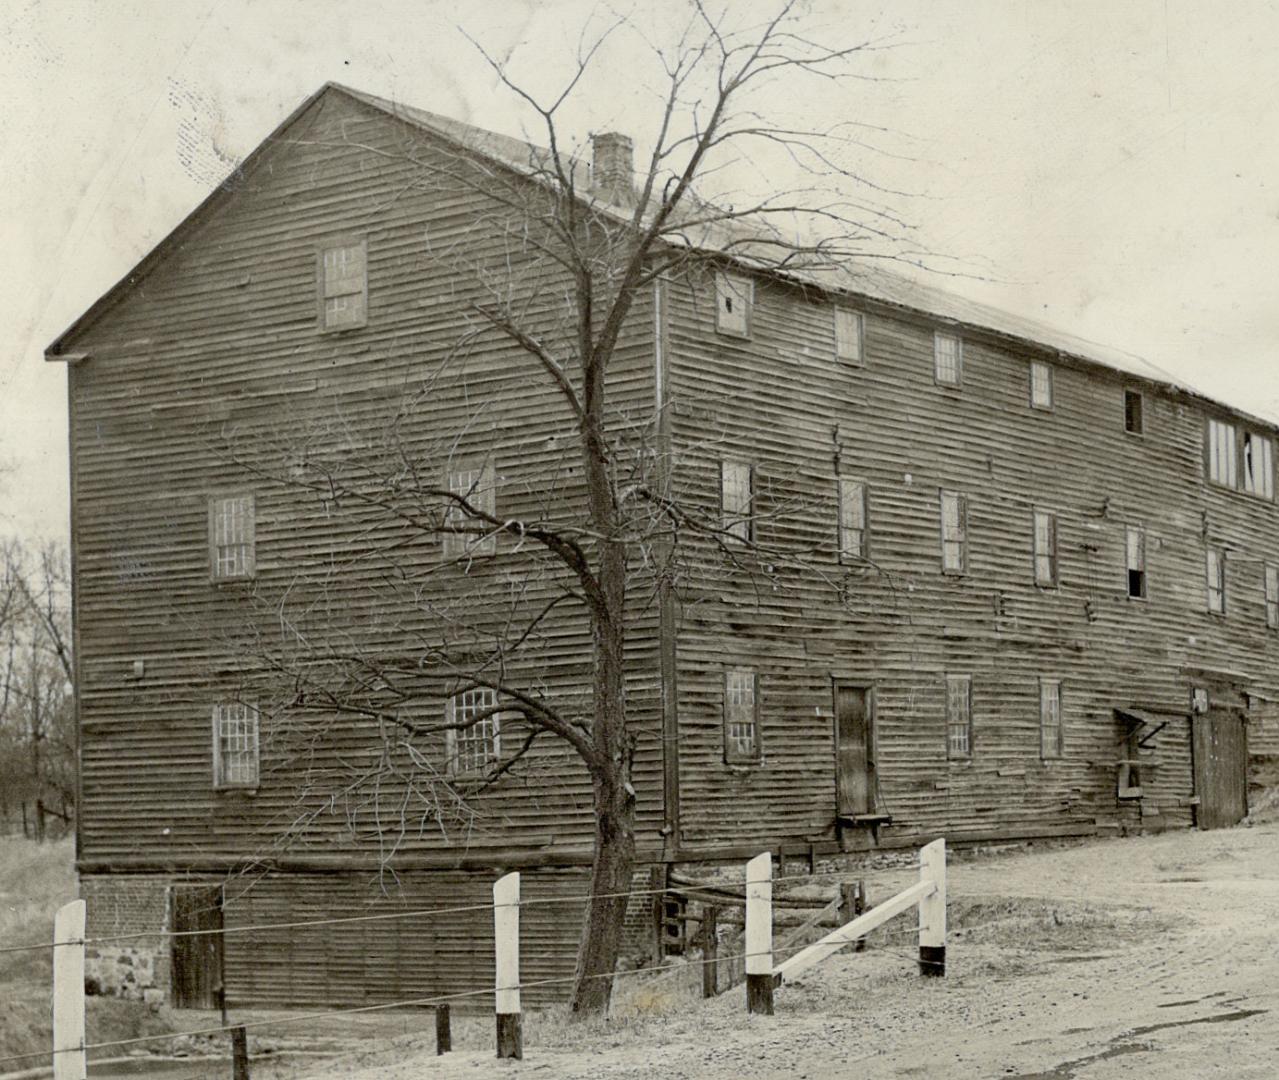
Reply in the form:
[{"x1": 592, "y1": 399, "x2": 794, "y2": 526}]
[{"x1": 80, "y1": 875, "x2": 170, "y2": 1006}]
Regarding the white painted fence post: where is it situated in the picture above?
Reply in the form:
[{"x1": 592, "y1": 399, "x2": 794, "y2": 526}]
[
  {"x1": 918, "y1": 838, "x2": 946, "y2": 977},
  {"x1": 493, "y1": 871, "x2": 522, "y2": 1059},
  {"x1": 52, "y1": 899, "x2": 86, "y2": 1080},
  {"x1": 744, "y1": 852, "x2": 774, "y2": 1014}
]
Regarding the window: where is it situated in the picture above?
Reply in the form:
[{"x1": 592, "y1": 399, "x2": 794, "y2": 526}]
[
  {"x1": 945, "y1": 674, "x2": 972, "y2": 759},
  {"x1": 723, "y1": 669, "x2": 760, "y2": 763},
  {"x1": 320, "y1": 241, "x2": 367, "y2": 330},
  {"x1": 208, "y1": 494, "x2": 255, "y2": 581},
  {"x1": 1266, "y1": 564, "x2": 1279, "y2": 630},
  {"x1": 940, "y1": 490, "x2": 967, "y2": 574},
  {"x1": 715, "y1": 270, "x2": 752, "y2": 337},
  {"x1": 934, "y1": 331, "x2": 962, "y2": 386},
  {"x1": 1125, "y1": 526, "x2": 1146, "y2": 599},
  {"x1": 445, "y1": 688, "x2": 501, "y2": 775},
  {"x1": 721, "y1": 461, "x2": 753, "y2": 542},
  {"x1": 1124, "y1": 390, "x2": 1143, "y2": 434},
  {"x1": 1206, "y1": 546, "x2": 1226, "y2": 615},
  {"x1": 1039, "y1": 679, "x2": 1062, "y2": 759},
  {"x1": 838, "y1": 478, "x2": 867, "y2": 561},
  {"x1": 1033, "y1": 509, "x2": 1057, "y2": 587},
  {"x1": 834, "y1": 308, "x2": 864, "y2": 364},
  {"x1": 212, "y1": 703, "x2": 259, "y2": 789},
  {"x1": 443, "y1": 463, "x2": 496, "y2": 557},
  {"x1": 1242, "y1": 431, "x2": 1274, "y2": 499},
  {"x1": 1208, "y1": 418, "x2": 1238, "y2": 487},
  {"x1": 1206, "y1": 418, "x2": 1273, "y2": 499},
  {"x1": 1030, "y1": 361, "x2": 1053, "y2": 410}
]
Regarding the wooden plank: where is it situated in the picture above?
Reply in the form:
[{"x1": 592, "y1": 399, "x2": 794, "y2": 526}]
[{"x1": 52, "y1": 900, "x2": 86, "y2": 1080}]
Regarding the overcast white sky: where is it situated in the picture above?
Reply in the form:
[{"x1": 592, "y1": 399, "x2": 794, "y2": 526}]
[{"x1": 5, "y1": 0, "x2": 1279, "y2": 544}]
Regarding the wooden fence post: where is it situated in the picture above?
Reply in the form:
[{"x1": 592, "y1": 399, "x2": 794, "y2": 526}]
[
  {"x1": 918, "y1": 838, "x2": 946, "y2": 977},
  {"x1": 231, "y1": 1025, "x2": 249, "y2": 1080},
  {"x1": 701, "y1": 905, "x2": 719, "y2": 998},
  {"x1": 52, "y1": 899, "x2": 86, "y2": 1080},
  {"x1": 744, "y1": 852, "x2": 773, "y2": 1015},
  {"x1": 436, "y1": 1003, "x2": 451, "y2": 1055},
  {"x1": 493, "y1": 871, "x2": 522, "y2": 1059}
]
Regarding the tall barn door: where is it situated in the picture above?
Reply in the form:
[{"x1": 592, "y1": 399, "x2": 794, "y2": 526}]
[
  {"x1": 835, "y1": 685, "x2": 874, "y2": 819},
  {"x1": 1192, "y1": 710, "x2": 1248, "y2": 829},
  {"x1": 170, "y1": 885, "x2": 224, "y2": 1009}
]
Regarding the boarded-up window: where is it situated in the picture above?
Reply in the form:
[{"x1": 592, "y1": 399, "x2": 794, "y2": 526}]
[
  {"x1": 1030, "y1": 361, "x2": 1053, "y2": 410},
  {"x1": 946, "y1": 674, "x2": 972, "y2": 759},
  {"x1": 838, "y1": 479, "x2": 867, "y2": 561},
  {"x1": 721, "y1": 461, "x2": 753, "y2": 542},
  {"x1": 208, "y1": 494, "x2": 255, "y2": 581},
  {"x1": 1206, "y1": 546, "x2": 1226, "y2": 615},
  {"x1": 715, "y1": 271, "x2": 752, "y2": 337},
  {"x1": 321, "y1": 241, "x2": 367, "y2": 330},
  {"x1": 1039, "y1": 679, "x2": 1062, "y2": 758},
  {"x1": 1266, "y1": 564, "x2": 1279, "y2": 629},
  {"x1": 940, "y1": 490, "x2": 967, "y2": 574},
  {"x1": 1126, "y1": 526, "x2": 1146, "y2": 599},
  {"x1": 1124, "y1": 390, "x2": 1143, "y2": 434},
  {"x1": 834, "y1": 308, "x2": 864, "y2": 363},
  {"x1": 934, "y1": 332, "x2": 962, "y2": 386},
  {"x1": 1242, "y1": 431, "x2": 1274, "y2": 499},
  {"x1": 443, "y1": 463, "x2": 497, "y2": 557},
  {"x1": 212, "y1": 703, "x2": 259, "y2": 789},
  {"x1": 1033, "y1": 509, "x2": 1057, "y2": 587},
  {"x1": 446, "y1": 688, "x2": 501, "y2": 775},
  {"x1": 723, "y1": 669, "x2": 760, "y2": 763},
  {"x1": 1208, "y1": 418, "x2": 1238, "y2": 487}
]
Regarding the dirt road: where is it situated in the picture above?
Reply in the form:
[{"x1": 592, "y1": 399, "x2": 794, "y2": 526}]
[{"x1": 290, "y1": 822, "x2": 1279, "y2": 1079}]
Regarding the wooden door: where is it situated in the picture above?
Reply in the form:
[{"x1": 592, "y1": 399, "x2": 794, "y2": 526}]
[
  {"x1": 1192, "y1": 711, "x2": 1248, "y2": 829},
  {"x1": 171, "y1": 885, "x2": 223, "y2": 1009},
  {"x1": 835, "y1": 686, "x2": 873, "y2": 818}
]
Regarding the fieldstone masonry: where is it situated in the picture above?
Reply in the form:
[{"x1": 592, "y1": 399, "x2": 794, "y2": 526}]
[{"x1": 80, "y1": 874, "x2": 170, "y2": 1005}]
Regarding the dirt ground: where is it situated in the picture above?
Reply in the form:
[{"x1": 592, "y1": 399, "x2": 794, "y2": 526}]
[{"x1": 279, "y1": 821, "x2": 1279, "y2": 1080}]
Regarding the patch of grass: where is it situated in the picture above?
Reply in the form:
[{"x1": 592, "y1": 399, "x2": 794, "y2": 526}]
[{"x1": 946, "y1": 897, "x2": 1169, "y2": 952}]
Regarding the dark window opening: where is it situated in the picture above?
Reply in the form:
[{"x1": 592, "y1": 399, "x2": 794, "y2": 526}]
[{"x1": 1124, "y1": 390, "x2": 1144, "y2": 434}]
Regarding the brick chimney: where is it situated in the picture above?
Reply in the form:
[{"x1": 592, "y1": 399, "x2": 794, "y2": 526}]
[{"x1": 591, "y1": 132, "x2": 634, "y2": 206}]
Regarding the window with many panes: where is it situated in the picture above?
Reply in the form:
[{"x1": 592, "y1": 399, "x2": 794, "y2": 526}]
[
  {"x1": 934, "y1": 332, "x2": 962, "y2": 386},
  {"x1": 838, "y1": 478, "x2": 867, "y2": 562},
  {"x1": 1030, "y1": 361, "x2": 1053, "y2": 410},
  {"x1": 721, "y1": 461, "x2": 753, "y2": 542},
  {"x1": 834, "y1": 308, "x2": 864, "y2": 364},
  {"x1": 1124, "y1": 390, "x2": 1144, "y2": 434},
  {"x1": 715, "y1": 271, "x2": 752, "y2": 337},
  {"x1": 1266, "y1": 564, "x2": 1279, "y2": 630},
  {"x1": 940, "y1": 490, "x2": 967, "y2": 574},
  {"x1": 723, "y1": 669, "x2": 760, "y2": 763},
  {"x1": 446, "y1": 688, "x2": 501, "y2": 775},
  {"x1": 320, "y1": 241, "x2": 367, "y2": 330},
  {"x1": 946, "y1": 674, "x2": 972, "y2": 759},
  {"x1": 1126, "y1": 526, "x2": 1146, "y2": 599},
  {"x1": 1206, "y1": 546, "x2": 1226, "y2": 615},
  {"x1": 208, "y1": 494, "x2": 255, "y2": 581},
  {"x1": 212, "y1": 702, "x2": 260, "y2": 789},
  {"x1": 443, "y1": 463, "x2": 496, "y2": 557},
  {"x1": 1033, "y1": 509, "x2": 1057, "y2": 587},
  {"x1": 1039, "y1": 679, "x2": 1062, "y2": 759}
]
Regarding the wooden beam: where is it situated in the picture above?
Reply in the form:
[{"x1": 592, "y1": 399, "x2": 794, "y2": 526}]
[
  {"x1": 52, "y1": 900, "x2": 86, "y2": 1080},
  {"x1": 918, "y1": 838, "x2": 946, "y2": 976},
  {"x1": 493, "y1": 871, "x2": 522, "y2": 1059},
  {"x1": 744, "y1": 852, "x2": 773, "y2": 1015}
]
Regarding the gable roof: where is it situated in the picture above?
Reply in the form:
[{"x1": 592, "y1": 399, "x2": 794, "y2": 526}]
[{"x1": 46, "y1": 82, "x2": 1277, "y2": 432}]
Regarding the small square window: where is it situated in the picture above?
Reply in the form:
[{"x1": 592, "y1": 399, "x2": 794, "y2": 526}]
[
  {"x1": 834, "y1": 309, "x2": 864, "y2": 364},
  {"x1": 940, "y1": 490, "x2": 967, "y2": 574},
  {"x1": 946, "y1": 674, "x2": 972, "y2": 759},
  {"x1": 1033, "y1": 509, "x2": 1057, "y2": 587},
  {"x1": 213, "y1": 703, "x2": 260, "y2": 789},
  {"x1": 721, "y1": 461, "x2": 754, "y2": 542},
  {"x1": 443, "y1": 463, "x2": 497, "y2": 557},
  {"x1": 446, "y1": 688, "x2": 501, "y2": 775},
  {"x1": 838, "y1": 478, "x2": 867, "y2": 562},
  {"x1": 715, "y1": 271, "x2": 752, "y2": 338},
  {"x1": 208, "y1": 493, "x2": 255, "y2": 581},
  {"x1": 1124, "y1": 390, "x2": 1144, "y2": 435},
  {"x1": 934, "y1": 332, "x2": 962, "y2": 386},
  {"x1": 1039, "y1": 679, "x2": 1062, "y2": 759},
  {"x1": 1030, "y1": 362, "x2": 1053, "y2": 410},
  {"x1": 320, "y1": 241, "x2": 367, "y2": 330},
  {"x1": 1125, "y1": 526, "x2": 1146, "y2": 599},
  {"x1": 1206, "y1": 546, "x2": 1226, "y2": 615},
  {"x1": 723, "y1": 669, "x2": 760, "y2": 763}
]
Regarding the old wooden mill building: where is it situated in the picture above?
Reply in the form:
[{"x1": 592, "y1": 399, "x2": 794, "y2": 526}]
[{"x1": 47, "y1": 84, "x2": 1279, "y2": 1008}]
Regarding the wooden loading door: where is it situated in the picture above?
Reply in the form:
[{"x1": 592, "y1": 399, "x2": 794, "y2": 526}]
[
  {"x1": 1192, "y1": 710, "x2": 1248, "y2": 829},
  {"x1": 835, "y1": 686, "x2": 874, "y2": 819},
  {"x1": 171, "y1": 885, "x2": 224, "y2": 1009}
]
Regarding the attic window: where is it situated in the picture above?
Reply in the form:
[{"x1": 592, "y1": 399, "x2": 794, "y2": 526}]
[
  {"x1": 1124, "y1": 390, "x2": 1144, "y2": 435},
  {"x1": 934, "y1": 332, "x2": 962, "y2": 386},
  {"x1": 321, "y1": 241, "x2": 367, "y2": 330},
  {"x1": 1030, "y1": 362, "x2": 1053, "y2": 410},
  {"x1": 715, "y1": 271, "x2": 752, "y2": 338},
  {"x1": 834, "y1": 309, "x2": 864, "y2": 364}
]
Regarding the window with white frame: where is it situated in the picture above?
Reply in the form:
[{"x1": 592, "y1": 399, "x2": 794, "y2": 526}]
[
  {"x1": 834, "y1": 308, "x2": 864, "y2": 364},
  {"x1": 320, "y1": 241, "x2": 367, "y2": 330},
  {"x1": 946, "y1": 674, "x2": 972, "y2": 759},
  {"x1": 723, "y1": 668, "x2": 760, "y2": 763},
  {"x1": 1126, "y1": 526, "x2": 1146, "y2": 599},
  {"x1": 721, "y1": 461, "x2": 753, "y2": 542},
  {"x1": 715, "y1": 271, "x2": 752, "y2": 337},
  {"x1": 1039, "y1": 678, "x2": 1062, "y2": 759},
  {"x1": 1242, "y1": 431, "x2": 1274, "y2": 499},
  {"x1": 1030, "y1": 361, "x2": 1053, "y2": 410},
  {"x1": 1266, "y1": 564, "x2": 1279, "y2": 629},
  {"x1": 212, "y1": 702, "x2": 260, "y2": 789},
  {"x1": 1033, "y1": 509, "x2": 1058, "y2": 587},
  {"x1": 443, "y1": 463, "x2": 497, "y2": 557},
  {"x1": 208, "y1": 494, "x2": 255, "y2": 581},
  {"x1": 838, "y1": 478, "x2": 867, "y2": 561},
  {"x1": 1206, "y1": 546, "x2": 1226, "y2": 615},
  {"x1": 940, "y1": 490, "x2": 967, "y2": 574},
  {"x1": 446, "y1": 688, "x2": 501, "y2": 775},
  {"x1": 934, "y1": 332, "x2": 962, "y2": 386}
]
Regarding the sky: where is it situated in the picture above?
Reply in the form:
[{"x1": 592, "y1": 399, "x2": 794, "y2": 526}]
[{"x1": 5, "y1": 0, "x2": 1279, "y2": 544}]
